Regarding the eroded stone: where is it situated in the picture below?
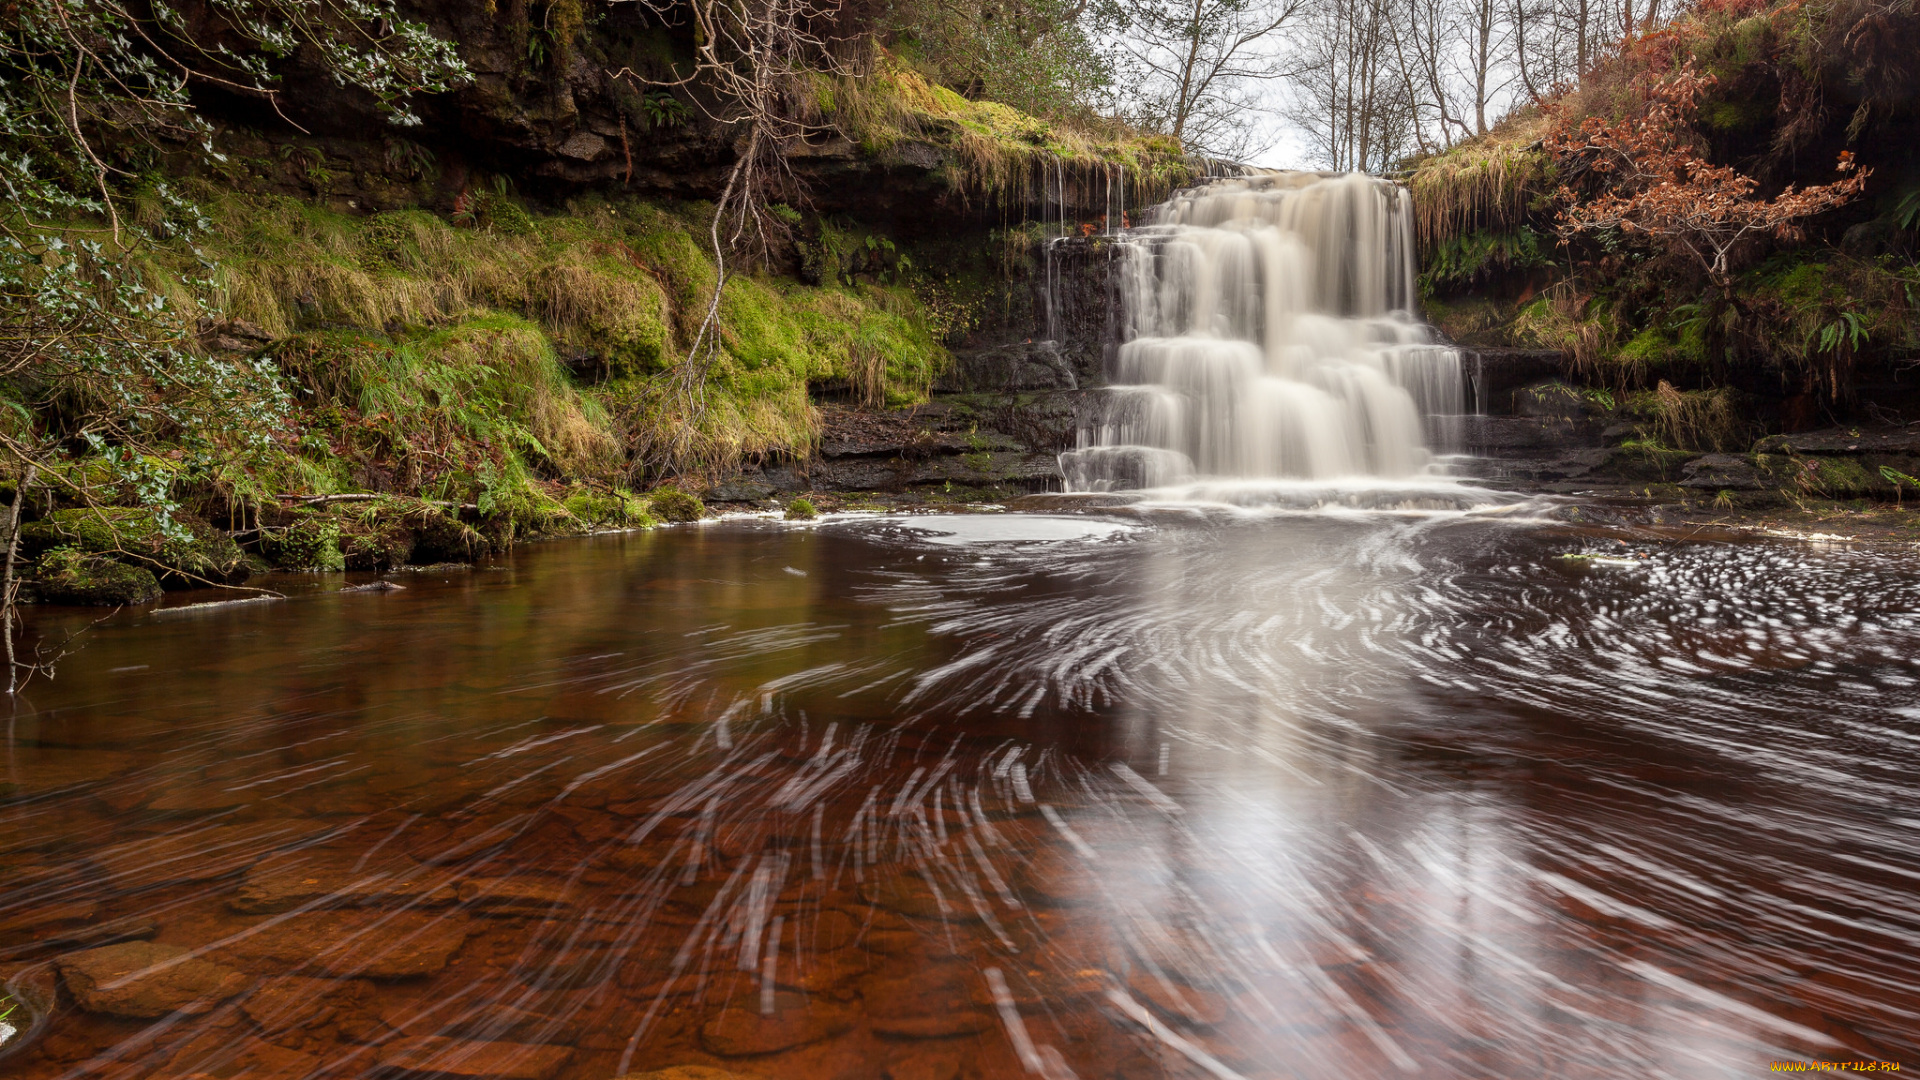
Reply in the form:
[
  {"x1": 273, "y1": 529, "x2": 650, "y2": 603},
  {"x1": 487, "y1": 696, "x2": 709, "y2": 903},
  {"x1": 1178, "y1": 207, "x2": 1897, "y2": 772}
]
[
  {"x1": 214, "y1": 911, "x2": 473, "y2": 978},
  {"x1": 376, "y1": 1034, "x2": 574, "y2": 1079},
  {"x1": 55, "y1": 940, "x2": 248, "y2": 1017},
  {"x1": 230, "y1": 848, "x2": 457, "y2": 913},
  {"x1": 700, "y1": 991, "x2": 854, "y2": 1056}
]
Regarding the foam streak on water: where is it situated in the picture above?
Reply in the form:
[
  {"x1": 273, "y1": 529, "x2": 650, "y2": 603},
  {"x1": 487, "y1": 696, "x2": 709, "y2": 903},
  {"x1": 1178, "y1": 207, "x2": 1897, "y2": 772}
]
[{"x1": 1063, "y1": 173, "x2": 1464, "y2": 491}]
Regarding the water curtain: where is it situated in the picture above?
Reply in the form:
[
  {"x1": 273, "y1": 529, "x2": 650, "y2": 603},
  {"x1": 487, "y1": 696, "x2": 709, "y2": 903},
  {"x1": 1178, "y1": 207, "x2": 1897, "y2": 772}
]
[{"x1": 1061, "y1": 173, "x2": 1463, "y2": 491}]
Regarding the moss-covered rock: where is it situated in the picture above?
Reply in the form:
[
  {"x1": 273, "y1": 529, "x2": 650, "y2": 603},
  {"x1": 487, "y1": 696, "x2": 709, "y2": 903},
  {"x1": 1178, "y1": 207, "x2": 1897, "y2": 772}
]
[
  {"x1": 408, "y1": 506, "x2": 491, "y2": 563},
  {"x1": 563, "y1": 487, "x2": 655, "y2": 528},
  {"x1": 784, "y1": 497, "x2": 818, "y2": 520},
  {"x1": 20, "y1": 508, "x2": 249, "y2": 588},
  {"x1": 259, "y1": 512, "x2": 346, "y2": 571},
  {"x1": 28, "y1": 546, "x2": 164, "y2": 606},
  {"x1": 645, "y1": 487, "x2": 704, "y2": 523},
  {"x1": 338, "y1": 510, "x2": 415, "y2": 571}
]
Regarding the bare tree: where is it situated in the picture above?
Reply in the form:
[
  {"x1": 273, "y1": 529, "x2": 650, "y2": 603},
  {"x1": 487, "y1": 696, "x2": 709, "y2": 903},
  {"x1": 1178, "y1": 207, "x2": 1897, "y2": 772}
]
[
  {"x1": 612, "y1": 0, "x2": 851, "y2": 459},
  {"x1": 1119, "y1": 0, "x2": 1306, "y2": 158},
  {"x1": 1288, "y1": 0, "x2": 1419, "y2": 170}
]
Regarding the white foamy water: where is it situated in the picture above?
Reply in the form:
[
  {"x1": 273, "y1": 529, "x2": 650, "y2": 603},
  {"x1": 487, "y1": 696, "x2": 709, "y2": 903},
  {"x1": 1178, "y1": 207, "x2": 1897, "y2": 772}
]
[{"x1": 1062, "y1": 172, "x2": 1463, "y2": 490}]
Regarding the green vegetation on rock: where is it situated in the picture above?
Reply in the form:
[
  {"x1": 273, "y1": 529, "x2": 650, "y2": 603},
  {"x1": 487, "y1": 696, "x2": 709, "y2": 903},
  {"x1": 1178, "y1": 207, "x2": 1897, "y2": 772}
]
[
  {"x1": 646, "y1": 488, "x2": 706, "y2": 523},
  {"x1": 21, "y1": 509, "x2": 249, "y2": 588},
  {"x1": 29, "y1": 548, "x2": 164, "y2": 607}
]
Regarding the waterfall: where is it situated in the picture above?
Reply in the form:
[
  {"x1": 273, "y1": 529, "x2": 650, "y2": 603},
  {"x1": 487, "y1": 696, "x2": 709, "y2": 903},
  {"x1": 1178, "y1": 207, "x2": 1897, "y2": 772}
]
[{"x1": 1060, "y1": 172, "x2": 1464, "y2": 492}]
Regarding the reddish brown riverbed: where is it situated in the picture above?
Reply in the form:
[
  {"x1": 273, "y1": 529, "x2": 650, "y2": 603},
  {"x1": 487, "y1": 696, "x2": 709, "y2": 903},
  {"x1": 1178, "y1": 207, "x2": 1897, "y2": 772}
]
[{"x1": 2, "y1": 509, "x2": 1916, "y2": 1078}]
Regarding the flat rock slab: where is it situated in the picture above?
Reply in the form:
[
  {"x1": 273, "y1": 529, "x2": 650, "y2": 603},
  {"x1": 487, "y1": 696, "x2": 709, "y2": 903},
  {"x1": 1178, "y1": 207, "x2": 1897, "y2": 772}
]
[
  {"x1": 376, "y1": 1035, "x2": 573, "y2": 1079},
  {"x1": 215, "y1": 911, "x2": 473, "y2": 978},
  {"x1": 455, "y1": 876, "x2": 576, "y2": 915},
  {"x1": 618, "y1": 1060, "x2": 760, "y2": 1068},
  {"x1": 861, "y1": 964, "x2": 993, "y2": 1037},
  {"x1": 700, "y1": 991, "x2": 854, "y2": 1056},
  {"x1": 91, "y1": 820, "x2": 332, "y2": 892},
  {"x1": 240, "y1": 974, "x2": 373, "y2": 1034},
  {"x1": 1680, "y1": 453, "x2": 1768, "y2": 491},
  {"x1": 55, "y1": 940, "x2": 249, "y2": 1017},
  {"x1": 232, "y1": 848, "x2": 458, "y2": 913}
]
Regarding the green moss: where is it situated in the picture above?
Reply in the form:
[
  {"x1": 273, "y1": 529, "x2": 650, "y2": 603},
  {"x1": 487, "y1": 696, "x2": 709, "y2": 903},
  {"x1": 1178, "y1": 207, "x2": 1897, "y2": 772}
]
[
  {"x1": 30, "y1": 546, "x2": 164, "y2": 606},
  {"x1": 564, "y1": 488, "x2": 656, "y2": 528},
  {"x1": 21, "y1": 508, "x2": 249, "y2": 587},
  {"x1": 646, "y1": 487, "x2": 705, "y2": 522},
  {"x1": 784, "y1": 497, "x2": 818, "y2": 520},
  {"x1": 259, "y1": 511, "x2": 346, "y2": 571},
  {"x1": 337, "y1": 504, "x2": 416, "y2": 570}
]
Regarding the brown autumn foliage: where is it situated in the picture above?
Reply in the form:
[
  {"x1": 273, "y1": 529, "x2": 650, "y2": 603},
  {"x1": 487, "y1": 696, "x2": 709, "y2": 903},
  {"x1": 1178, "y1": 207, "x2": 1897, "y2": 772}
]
[{"x1": 1545, "y1": 64, "x2": 1870, "y2": 296}]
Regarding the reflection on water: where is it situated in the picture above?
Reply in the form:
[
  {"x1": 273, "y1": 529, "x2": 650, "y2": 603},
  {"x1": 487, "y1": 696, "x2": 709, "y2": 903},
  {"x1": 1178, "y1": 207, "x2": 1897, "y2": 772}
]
[{"x1": 1, "y1": 512, "x2": 1916, "y2": 1078}]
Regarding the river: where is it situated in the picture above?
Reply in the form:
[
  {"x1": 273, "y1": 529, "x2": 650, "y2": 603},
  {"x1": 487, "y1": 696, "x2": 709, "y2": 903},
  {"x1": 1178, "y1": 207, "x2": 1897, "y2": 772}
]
[{"x1": 2, "y1": 505, "x2": 1916, "y2": 1077}]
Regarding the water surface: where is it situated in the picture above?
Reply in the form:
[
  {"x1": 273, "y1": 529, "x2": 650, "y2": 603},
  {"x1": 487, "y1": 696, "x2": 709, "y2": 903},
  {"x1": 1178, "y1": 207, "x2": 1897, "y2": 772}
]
[{"x1": 2, "y1": 510, "x2": 1916, "y2": 1078}]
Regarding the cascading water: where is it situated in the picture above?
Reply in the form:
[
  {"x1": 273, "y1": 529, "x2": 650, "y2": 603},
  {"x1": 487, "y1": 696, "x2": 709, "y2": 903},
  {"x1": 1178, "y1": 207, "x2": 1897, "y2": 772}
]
[{"x1": 1060, "y1": 172, "x2": 1465, "y2": 494}]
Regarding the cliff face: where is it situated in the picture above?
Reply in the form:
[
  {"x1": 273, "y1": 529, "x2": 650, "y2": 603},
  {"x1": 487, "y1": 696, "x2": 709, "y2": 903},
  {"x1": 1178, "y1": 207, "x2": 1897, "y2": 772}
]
[{"x1": 184, "y1": 1, "x2": 1182, "y2": 238}]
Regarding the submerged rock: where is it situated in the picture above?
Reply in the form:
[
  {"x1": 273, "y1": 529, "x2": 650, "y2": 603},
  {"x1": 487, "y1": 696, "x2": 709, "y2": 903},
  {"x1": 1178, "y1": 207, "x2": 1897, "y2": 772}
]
[
  {"x1": 27, "y1": 546, "x2": 162, "y2": 606},
  {"x1": 214, "y1": 910, "x2": 472, "y2": 978},
  {"x1": 699, "y1": 991, "x2": 854, "y2": 1055},
  {"x1": 375, "y1": 1035, "x2": 573, "y2": 1079},
  {"x1": 618, "y1": 1060, "x2": 760, "y2": 1068},
  {"x1": 230, "y1": 848, "x2": 457, "y2": 913},
  {"x1": 55, "y1": 940, "x2": 249, "y2": 1017}
]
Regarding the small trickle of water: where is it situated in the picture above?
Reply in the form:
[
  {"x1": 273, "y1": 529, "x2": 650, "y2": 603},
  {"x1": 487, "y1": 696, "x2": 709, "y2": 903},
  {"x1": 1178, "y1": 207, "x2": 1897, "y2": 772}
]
[{"x1": 1062, "y1": 173, "x2": 1463, "y2": 490}]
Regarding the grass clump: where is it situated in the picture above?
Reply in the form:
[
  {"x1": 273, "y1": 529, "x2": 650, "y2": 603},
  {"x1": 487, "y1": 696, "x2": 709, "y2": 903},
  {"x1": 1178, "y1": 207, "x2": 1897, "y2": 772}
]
[
  {"x1": 803, "y1": 58, "x2": 1193, "y2": 212},
  {"x1": 173, "y1": 192, "x2": 951, "y2": 486},
  {"x1": 784, "y1": 496, "x2": 819, "y2": 520},
  {"x1": 646, "y1": 487, "x2": 705, "y2": 522},
  {"x1": 563, "y1": 487, "x2": 656, "y2": 528}
]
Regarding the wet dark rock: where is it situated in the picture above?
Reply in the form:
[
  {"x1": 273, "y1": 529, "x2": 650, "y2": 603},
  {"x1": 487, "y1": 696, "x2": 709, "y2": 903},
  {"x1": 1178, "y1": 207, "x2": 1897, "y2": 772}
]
[
  {"x1": 409, "y1": 507, "x2": 492, "y2": 564},
  {"x1": 1454, "y1": 348, "x2": 1572, "y2": 414},
  {"x1": 27, "y1": 548, "x2": 163, "y2": 606},
  {"x1": 810, "y1": 451, "x2": 1059, "y2": 493},
  {"x1": 937, "y1": 341, "x2": 1079, "y2": 393},
  {"x1": 20, "y1": 508, "x2": 249, "y2": 588},
  {"x1": 699, "y1": 991, "x2": 855, "y2": 1055},
  {"x1": 704, "y1": 477, "x2": 777, "y2": 503},
  {"x1": 231, "y1": 848, "x2": 458, "y2": 913},
  {"x1": 1754, "y1": 427, "x2": 1920, "y2": 456},
  {"x1": 376, "y1": 1034, "x2": 574, "y2": 1079},
  {"x1": 1680, "y1": 454, "x2": 1768, "y2": 491},
  {"x1": 55, "y1": 940, "x2": 249, "y2": 1017}
]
